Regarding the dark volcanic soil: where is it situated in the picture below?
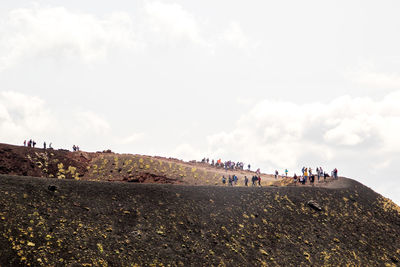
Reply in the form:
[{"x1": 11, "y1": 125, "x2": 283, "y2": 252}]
[{"x1": 1, "y1": 175, "x2": 399, "y2": 266}]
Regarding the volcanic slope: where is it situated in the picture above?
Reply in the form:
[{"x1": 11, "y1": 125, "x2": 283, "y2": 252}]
[
  {"x1": 0, "y1": 143, "x2": 281, "y2": 186},
  {"x1": 0, "y1": 175, "x2": 399, "y2": 266}
]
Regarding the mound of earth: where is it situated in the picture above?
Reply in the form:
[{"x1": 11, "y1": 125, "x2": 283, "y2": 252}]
[{"x1": 0, "y1": 175, "x2": 399, "y2": 266}]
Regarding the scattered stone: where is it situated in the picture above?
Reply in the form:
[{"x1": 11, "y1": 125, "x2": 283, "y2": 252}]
[
  {"x1": 307, "y1": 200, "x2": 323, "y2": 211},
  {"x1": 48, "y1": 185, "x2": 57, "y2": 192}
]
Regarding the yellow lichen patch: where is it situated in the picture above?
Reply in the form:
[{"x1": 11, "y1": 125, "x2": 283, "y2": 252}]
[
  {"x1": 57, "y1": 163, "x2": 65, "y2": 172},
  {"x1": 303, "y1": 251, "x2": 311, "y2": 263},
  {"x1": 378, "y1": 196, "x2": 400, "y2": 215},
  {"x1": 67, "y1": 166, "x2": 77, "y2": 175},
  {"x1": 97, "y1": 243, "x2": 104, "y2": 253}
]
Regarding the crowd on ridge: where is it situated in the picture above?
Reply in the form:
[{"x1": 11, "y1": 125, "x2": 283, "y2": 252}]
[
  {"x1": 292, "y1": 167, "x2": 339, "y2": 185},
  {"x1": 219, "y1": 166, "x2": 339, "y2": 187},
  {"x1": 201, "y1": 157, "x2": 261, "y2": 173},
  {"x1": 200, "y1": 157, "x2": 339, "y2": 187}
]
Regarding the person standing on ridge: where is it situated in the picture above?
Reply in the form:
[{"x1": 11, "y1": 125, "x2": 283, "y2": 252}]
[
  {"x1": 334, "y1": 168, "x2": 338, "y2": 179},
  {"x1": 285, "y1": 169, "x2": 288, "y2": 177},
  {"x1": 244, "y1": 176, "x2": 249, "y2": 186},
  {"x1": 304, "y1": 168, "x2": 308, "y2": 183},
  {"x1": 275, "y1": 170, "x2": 278, "y2": 179},
  {"x1": 310, "y1": 174, "x2": 315, "y2": 186},
  {"x1": 43, "y1": 142, "x2": 46, "y2": 150}
]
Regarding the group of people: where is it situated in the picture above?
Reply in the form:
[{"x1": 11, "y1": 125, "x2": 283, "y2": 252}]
[
  {"x1": 24, "y1": 139, "x2": 37, "y2": 148},
  {"x1": 291, "y1": 167, "x2": 338, "y2": 185},
  {"x1": 24, "y1": 139, "x2": 52, "y2": 150},
  {"x1": 222, "y1": 174, "x2": 262, "y2": 187},
  {"x1": 222, "y1": 174, "x2": 238, "y2": 186},
  {"x1": 201, "y1": 157, "x2": 252, "y2": 171},
  {"x1": 219, "y1": 166, "x2": 339, "y2": 187},
  {"x1": 23, "y1": 140, "x2": 83, "y2": 152}
]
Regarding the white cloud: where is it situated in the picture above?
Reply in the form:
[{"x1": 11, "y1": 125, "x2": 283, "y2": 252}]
[
  {"x1": 0, "y1": 6, "x2": 136, "y2": 71},
  {"x1": 222, "y1": 21, "x2": 249, "y2": 49},
  {"x1": 0, "y1": 91, "x2": 112, "y2": 150},
  {"x1": 74, "y1": 111, "x2": 110, "y2": 136},
  {"x1": 0, "y1": 4, "x2": 258, "y2": 71},
  {"x1": 346, "y1": 63, "x2": 400, "y2": 89},
  {"x1": 142, "y1": 1, "x2": 210, "y2": 47},
  {"x1": 171, "y1": 143, "x2": 204, "y2": 161},
  {"x1": 118, "y1": 133, "x2": 145, "y2": 145},
  {"x1": 0, "y1": 91, "x2": 55, "y2": 142},
  {"x1": 206, "y1": 93, "x2": 400, "y2": 169}
]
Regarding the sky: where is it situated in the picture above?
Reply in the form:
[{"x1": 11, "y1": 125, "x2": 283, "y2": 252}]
[{"x1": 0, "y1": 0, "x2": 399, "y2": 204}]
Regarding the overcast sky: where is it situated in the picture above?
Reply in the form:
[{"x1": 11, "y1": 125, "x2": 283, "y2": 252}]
[{"x1": 1, "y1": 0, "x2": 399, "y2": 204}]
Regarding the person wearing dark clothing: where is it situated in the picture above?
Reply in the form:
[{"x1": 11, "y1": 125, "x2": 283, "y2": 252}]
[
  {"x1": 333, "y1": 168, "x2": 338, "y2": 179},
  {"x1": 310, "y1": 175, "x2": 315, "y2": 186},
  {"x1": 43, "y1": 142, "x2": 46, "y2": 150},
  {"x1": 251, "y1": 176, "x2": 256, "y2": 186},
  {"x1": 222, "y1": 176, "x2": 226, "y2": 185},
  {"x1": 258, "y1": 176, "x2": 261, "y2": 186},
  {"x1": 244, "y1": 176, "x2": 248, "y2": 186},
  {"x1": 228, "y1": 176, "x2": 233, "y2": 186}
]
